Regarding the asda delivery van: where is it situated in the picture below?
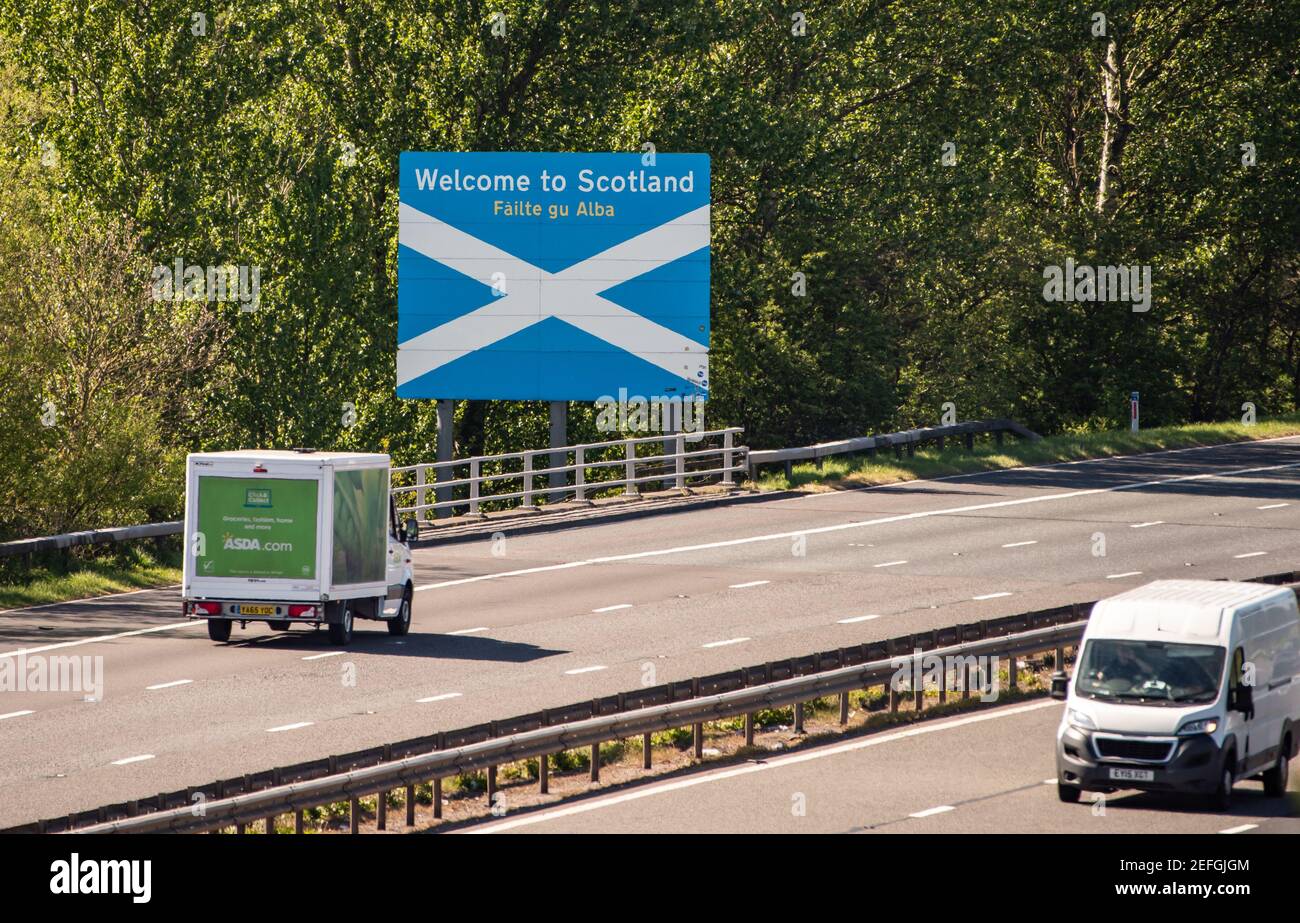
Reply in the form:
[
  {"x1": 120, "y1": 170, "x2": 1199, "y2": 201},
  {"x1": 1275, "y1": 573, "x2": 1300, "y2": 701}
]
[
  {"x1": 181, "y1": 450, "x2": 415, "y2": 645},
  {"x1": 1054, "y1": 579, "x2": 1300, "y2": 808}
]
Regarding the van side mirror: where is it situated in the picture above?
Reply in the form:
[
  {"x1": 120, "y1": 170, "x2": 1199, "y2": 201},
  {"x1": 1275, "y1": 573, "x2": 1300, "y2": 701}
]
[
  {"x1": 1230, "y1": 683, "x2": 1254, "y2": 717},
  {"x1": 402, "y1": 518, "x2": 419, "y2": 543},
  {"x1": 1050, "y1": 671, "x2": 1069, "y2": 701}
]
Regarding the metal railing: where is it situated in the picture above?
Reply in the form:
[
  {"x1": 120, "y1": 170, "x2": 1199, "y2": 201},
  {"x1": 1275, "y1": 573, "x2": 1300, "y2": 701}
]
[
  {"x1": 0, "y1": 522, "x2": 182, "y2": 559},
  {"x1": 28, "y1": 598, "x2": 1099, "y2": 834},
  {"x1": 392, "y1": 427, "x2": 747, "y2": 520},
  {"x1": 747, "y1": 418, "x2": 1041, "y2": 479}
]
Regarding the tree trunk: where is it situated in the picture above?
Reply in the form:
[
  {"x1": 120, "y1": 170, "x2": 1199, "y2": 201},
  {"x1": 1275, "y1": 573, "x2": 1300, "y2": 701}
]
[{"x1": 1096, "y1": 37, "x2": 1131, "y2": 216}]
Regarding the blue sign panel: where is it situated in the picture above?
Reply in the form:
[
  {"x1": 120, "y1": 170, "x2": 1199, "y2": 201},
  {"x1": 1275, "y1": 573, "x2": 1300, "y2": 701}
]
[{"x1": 397, "y1": 152, "x2": 710, "y2": 401}]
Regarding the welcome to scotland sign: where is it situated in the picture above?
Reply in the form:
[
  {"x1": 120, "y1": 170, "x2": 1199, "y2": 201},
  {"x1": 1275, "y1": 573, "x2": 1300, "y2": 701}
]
[{"x1": 396, "y1": 152, "x2": 710, "y2": 401}]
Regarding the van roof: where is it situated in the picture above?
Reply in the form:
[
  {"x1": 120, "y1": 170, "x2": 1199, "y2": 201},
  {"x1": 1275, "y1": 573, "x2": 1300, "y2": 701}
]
[
  {"x1": 1089, "y1": 579, "x2": 1288, "y2": 644},
  {"x1": 188, "y1": 450, "x2": 388, "y2": 462}
]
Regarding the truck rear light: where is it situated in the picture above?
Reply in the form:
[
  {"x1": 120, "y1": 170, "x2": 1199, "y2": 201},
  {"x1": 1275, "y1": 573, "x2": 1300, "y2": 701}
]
[
  {"x1": 194, "y1": 602, "x2": 221, "y2": 615},
  {"x1": 288, "y1": 605, "x2": 317, "y2": 618}
]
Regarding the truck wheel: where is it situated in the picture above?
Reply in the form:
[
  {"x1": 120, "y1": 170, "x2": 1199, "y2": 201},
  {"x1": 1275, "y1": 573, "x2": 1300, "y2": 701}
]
[
  {"x1": 269, "y1": 620, "x2": 292, "y2": 631},
  {"x1": 1263, "y1": 739, "x2": 1290, "y2": 797},
  {"x1": 1209, "y1": 760, "x2": 1235, "y2": 812},
  {"x1": 387, "y1": 589, "x2": 412, "y2": 636},
  {"x1": 207, "y1": 619, "x2": 232, "y2": 643},
  {"x1": 1057, "y1": 782, "x2": 1082, "y2": 803},
  {"x1": 328, "y1": 603, "x2": 353, "y2": 645}
]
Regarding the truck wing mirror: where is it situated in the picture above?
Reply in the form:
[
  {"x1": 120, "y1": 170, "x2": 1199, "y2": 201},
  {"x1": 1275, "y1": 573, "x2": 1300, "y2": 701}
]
[
  {"x1": 403, "y1": 518, "x2": 419, "y2": 543},
  {"x1": 1049, "y1": 671, "x2": 1069, "y2": 701}
]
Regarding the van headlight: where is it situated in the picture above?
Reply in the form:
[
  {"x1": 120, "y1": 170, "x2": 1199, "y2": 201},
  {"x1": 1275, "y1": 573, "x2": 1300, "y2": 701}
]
[
  {"x1": 1068, "y1": 708, "x2": 1097, "y2": 731},
  {"x1": 1177, "y1": 718, "x2": 1219, "y2": 736}
]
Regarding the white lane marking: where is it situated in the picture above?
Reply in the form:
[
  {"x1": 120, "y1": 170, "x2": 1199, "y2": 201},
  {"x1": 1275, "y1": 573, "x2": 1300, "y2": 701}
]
[
  {"x1": 837, "y1": 615, "x2": 880, "y2": 624},
  {"x1": 973, "y1": 592, "x2": 1012, "y2": 600},
  {"x1": 592, "y1": 604, "x2": 633, "y2": 613},
  {"x1": 728, "y1": 580, "x2": 770, "y2": 589},
  {"x1": 909, "y1": 805, "x2": 955, "y2": 818},
  {"x1": 146, "y1": 679, "x2": 193, "y2": 691},
  {"x1": 417, "y1": 693, "x2": 463, "y2": 704},
  {"x1": 0, "y1": 621, "x2": 199, "y2": 660},
  {"x1": 0, "y1": 584, "x2": 182, "y2": 614},
  {"x1": 564, "y1": 665, "x2": 607, "y2": 675},
  {"x1": 1002, "y1": 541, "x2": 1037, "y2": 548},
  {"x1": 302, "y1": 651, "x2": 345, "y2": 661},
  {"x1": 873, "y1": 560, "x2": 908, "y2": 568},
  {"x1": 267, "y1": 722, "x2": 314, "y2": 733},
  {"x1": 1233, "y1": 551, "x2": 1268, "y2": 559},
  {"x1": 1257, "y1": 503, "x2": 1289, "y2": 510},
  {"x1": 1042, "y1": 778, "x2": 1057, "y2": 785},
  {"x1": 0, "y1": 710, "x2": 34, "y2": 721},
  {"x1": 702, "y1": 637, "x2": 750, "y2": 649},
  {"x1": 417, "y1": 459, "x2": 1300, "y2": 592},
  {"x1": 449, "y1": 626, "x2": 489, "y2": 635},
  {"x1": 111, "y1": 754, "x2": 155, "y2": 766},
  {"x1": 1219, "y1": 823, "x2": 1259, "y2": 835},
  {"x1": 1130, "y1": 521, "x2": 1164, "y2": 528},
  {"x1": 1106, "y1": 571, "x2": 1143, "y2": 579},
  {"x1": 467, "y1": 700, "x2": 1062, "y2": 834}
]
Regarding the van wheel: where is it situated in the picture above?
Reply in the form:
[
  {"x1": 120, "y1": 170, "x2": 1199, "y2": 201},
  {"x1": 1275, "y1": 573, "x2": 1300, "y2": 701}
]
[
  {"x1": 207, "y1": 619, "x2": 232, "y2": 643},
  {"x1": 328, "y1": 603, "x2": 353, "y2": 645},
  {"x1": 1057, "y1": 782, "x2": 1082, "y2": 804},
  {"x1": 387, "y1": 588, "x2": 412, "y2": 636},
  {"x1": 1210, "y1": 761, "x2": 1235, "y2": 811},
  {"x1": 1263, "y1": 741, "x2": 1290, "y2": 797}
]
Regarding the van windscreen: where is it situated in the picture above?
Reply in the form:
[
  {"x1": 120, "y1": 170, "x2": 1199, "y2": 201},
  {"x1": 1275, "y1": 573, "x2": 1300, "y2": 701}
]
[{"x1": 1075, "y1": 640, "x2": 1225, "y2": 705}]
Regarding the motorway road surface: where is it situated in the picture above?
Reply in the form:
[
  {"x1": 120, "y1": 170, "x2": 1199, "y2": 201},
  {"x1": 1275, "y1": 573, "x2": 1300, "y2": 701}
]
[
  {"x1": 466, "y1": 700, "x2": 1300, "y2": 834},
  {"x1": 3, "y1": 437, "x2": 1300, "y2": 827}
]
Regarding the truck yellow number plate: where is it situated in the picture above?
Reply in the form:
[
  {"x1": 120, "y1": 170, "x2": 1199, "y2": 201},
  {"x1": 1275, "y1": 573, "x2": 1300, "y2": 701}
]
[{"x1": 240, "y1": 605, "x2": 275, "y2": 616}]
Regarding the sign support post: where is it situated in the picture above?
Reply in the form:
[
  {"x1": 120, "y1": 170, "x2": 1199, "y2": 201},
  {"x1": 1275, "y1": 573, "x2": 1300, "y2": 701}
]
[
  {"x1": 436, "y1": 399, "x2": 454, "y2": 517},
  {"x1": 549, "y1": 401, "x2": 568, "y2": 501}
]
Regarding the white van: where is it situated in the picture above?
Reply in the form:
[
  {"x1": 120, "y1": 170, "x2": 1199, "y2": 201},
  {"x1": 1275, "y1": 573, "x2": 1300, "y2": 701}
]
[{"x1": 1054, "y1": 579, "x2": 1300, "y2": 808}]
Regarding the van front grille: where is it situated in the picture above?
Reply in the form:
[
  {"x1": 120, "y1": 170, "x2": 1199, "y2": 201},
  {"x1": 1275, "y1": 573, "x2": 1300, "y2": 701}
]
[{"x1": 1094, "y1": 736, "x2": 1174, "y2": 762}]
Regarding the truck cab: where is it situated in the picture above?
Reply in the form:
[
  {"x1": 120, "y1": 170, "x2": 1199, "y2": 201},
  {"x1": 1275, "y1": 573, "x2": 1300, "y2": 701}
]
[
  {"x1": 181, "y1": 450, "x2": 416, "y2": 645},
  {"x1": 1054, "y1": 579, "x2": 1300, "y2": 809}
]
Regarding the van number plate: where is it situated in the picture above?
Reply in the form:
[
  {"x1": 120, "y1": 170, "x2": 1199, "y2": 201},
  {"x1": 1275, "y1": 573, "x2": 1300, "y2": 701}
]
[
  {"x1": 1108, "y1": 768, "x2": 1154, "y2": 782},
  {"x1": 239, "y1": 605, "x2": 275, "y2": 616}
]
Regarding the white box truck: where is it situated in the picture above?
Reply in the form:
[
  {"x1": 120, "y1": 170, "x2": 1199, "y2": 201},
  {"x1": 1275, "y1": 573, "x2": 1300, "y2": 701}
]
[
  {"x1": 182, "y1": 450, "x2": 415, "y2": 645},
  {"x1": 1054, "y1": 579, "x2": 1300, "y2": 808}
]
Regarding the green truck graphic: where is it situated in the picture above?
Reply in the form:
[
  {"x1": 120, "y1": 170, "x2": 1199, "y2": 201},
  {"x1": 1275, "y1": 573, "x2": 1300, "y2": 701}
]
[{"x1": 196, "y1": 476, "x2": 318, "y2": 578}]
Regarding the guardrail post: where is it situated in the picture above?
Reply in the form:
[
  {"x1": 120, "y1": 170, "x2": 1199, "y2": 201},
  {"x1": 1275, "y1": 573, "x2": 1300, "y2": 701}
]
[
  {"x1": 486, "y1": 765, "x2": 497, "y2": 804},
  {"x1": 468, "y1": 459, "x2": 480, "y2": 516},
  {"x1": 433, "y1": 778, "x2": 442, "y2": 819},
  {"x1": 1008, "y1": 653, "x2": 1018, "y2": 691},
  {"x1": 590, "y1": 743, "x2": 600, "y2": 782},
  {"x1": 523, "y1": 452, "x2": 534, "y2": 507},
  {"x1": 405, "y1": 784, "x2": 416, "y2": 827},
  {"x1": 377, "y1": 789, "x2": 386, "y2": 830},
  {"x1": 889, "y1": 683, "x2": 899, "y2": 712},
  {"x1": 745, "y1": 713, "x2": 755, "y2": 746},
  {"x1": 996, "y1": 429, "x2": 1004, "y2": 447},
  {"x1": 722, "y1": 431, "x2": 735, "y2": 486},
  {"x1": 294, "y1": 810, "x2": 303, "y2": 834},
  {"x1": 937, "y1": 435, "x2": 945, "y2": 451},
  {"x1": 1055, "y1": 645, "x2": 1065, "y2": 670},
  {"x1": 265, "y1": 814, "x2": 276, "y2": 834},
  {"x1": 693, "y1": 722, "x2": 703, "y2": 759},
  {"x1": 675, "y1": 433, "x2": 686, "y2": 491},
  {"x1": 539, "y1": 755, "x2": 549, "y2": 793},
  {"x1": 349, "y1": 797, "x2": 359, "y2": 834},
  {"x1": 643, "y1": 733, "x2": 652, "y2": 769},
  {"x1": 893, "y1": 441, "x2": 902, "y2": 460},
  {"x1": 906, "y1": 441, "x2": 915, "y2": 458},
  {"x1": 964, "y1": 432, "x2": 974, "y2": 451},
  {"x1": 575, "y1": 446, "x2": 586, "y2": 502},
  {"x1": 624, "y1": 440, "x2": 639, "y2": 497},
  {"x1": 839, "y1": 691, "x2": 850, "y2": 724},
  {"x1": 236, "y1": 822, "x2": 245, "y2": 835}
]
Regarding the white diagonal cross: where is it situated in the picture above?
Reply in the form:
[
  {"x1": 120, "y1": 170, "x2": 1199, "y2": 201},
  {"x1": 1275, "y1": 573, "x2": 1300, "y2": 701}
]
[{"x1": 396, "y1": 202, "x2": 709, "y2": 388}]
